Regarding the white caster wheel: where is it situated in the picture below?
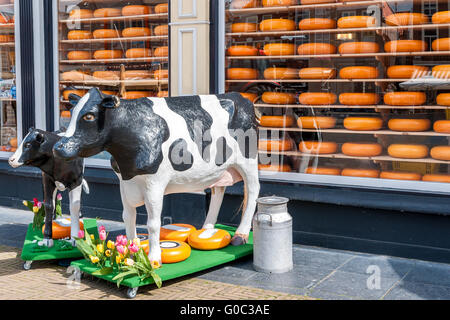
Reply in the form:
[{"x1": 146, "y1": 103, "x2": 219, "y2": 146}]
[
  {"x1": 126, "y1": 287, "x2": 138, "y2": 299},
  {"x1": 23, "y1": 261, "x2": 32, "y2": 270},
  {"x1": 74, "y1": 268, "x2": 84, "y2": 280}
]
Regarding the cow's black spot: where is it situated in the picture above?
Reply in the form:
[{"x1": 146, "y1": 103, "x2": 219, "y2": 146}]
[
  {"x1": 215, "y1": 136, "x2": 233, "y2": 167},
  {"x1": 169, "y1": 138, "x2": 194, "y2": 171},
  {"x1": 219, "y1": 99, "x2": 235, "y2": 121}
]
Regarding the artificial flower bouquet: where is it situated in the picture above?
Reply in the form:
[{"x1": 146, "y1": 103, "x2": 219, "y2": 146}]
[{"x1": 23, "y1": 194, "x2": 63, "y2": 230}]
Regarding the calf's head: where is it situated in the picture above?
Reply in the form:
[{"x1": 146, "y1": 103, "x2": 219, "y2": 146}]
[
  {"x1": 9, "y1": 128, "x2": 49, "y2": 168},
  {"x1": 53, "y1": 87, "x2": 120, "y2": 160}
]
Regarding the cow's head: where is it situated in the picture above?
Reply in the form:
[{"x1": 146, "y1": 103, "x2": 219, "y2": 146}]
[
  {"x1": 53, "y1": 87, "x2": 120, "y2": 160},
  {"x1": 8, "y1": 128, "x2": 49, "y2": 168}
]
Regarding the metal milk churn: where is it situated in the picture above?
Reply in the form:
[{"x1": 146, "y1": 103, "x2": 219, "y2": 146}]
[{"x1": 252, "y1": 196, "x2": 293, "y2": 273}]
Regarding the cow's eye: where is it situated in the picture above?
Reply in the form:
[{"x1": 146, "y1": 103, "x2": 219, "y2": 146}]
[
  {"x1": 83, "y1": 114, "x2": 95, "y2": 122},
  {"x1": 24, "y1": 143, "x2": 31, "y2": 148}
]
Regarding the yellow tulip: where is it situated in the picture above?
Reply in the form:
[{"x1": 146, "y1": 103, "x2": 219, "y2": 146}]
[
  {"x1": 32, "y1": 206, "x2": 39, "y2": 213},
  {"x1": 107, "y1": 240, "x2": 115, "y2": 250},
  {"x1": 96, "y1": 244, "x2": 104, "y2": 254},
  {"x1": 90, "y1": 234, "x2": 95, "y2": 240},
  {"x1": 132, "y1": 238, "x2": 141, "y2": 247},
  {"x1": 124, "y1": 258, "x2": 134, "y2": 266},
  {"x1": 23, "y1": 200, "x2": 28, "y2": 207},
  {"x1": 105, "y1": 250, "x2": 112, "y2": 257},
  {"x1": 116, "y1": 255, "x2": 122, "y2": 264},
  {"x1": 89, "y1": 255, "x2": 99, "y2": 264}
]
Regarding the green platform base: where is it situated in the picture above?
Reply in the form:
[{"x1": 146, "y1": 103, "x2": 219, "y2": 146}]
[
  {"x1": 71, "y1": 224, "x2": 253, "y2": 289},
  {"x1": 21, "y1": 218, "x2": 98, "y2": 262}
]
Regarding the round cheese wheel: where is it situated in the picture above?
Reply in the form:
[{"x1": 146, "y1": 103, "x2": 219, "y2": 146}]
[
  {"x1": 299, "y1": 18, "x2": 336, "y2": 30},
  {"x1": 297, "y1": 43, "x2": 336, "y2": 55},
  {"x1": 0, "y1": 35, "x2": 13, "y2": 43},
  {"x1": 231, "y1": 0, "x2": 258, "y2": 9},
  {"x1": 154, "y1": 25, "x2": 169, "y2": 36},
  {"x1": 432, "y1": 65, "x2": 450, "y2": 79},
  {"x1": 262, "y1": 0, "x2": 296, "y2": 6},
  {"x1": 60, "y1": 111, "x2": 71, "y2": 119},
  {"x1": 430, "y1": 146, "x2": 450, "y2": 160},
  {"x1": 67, "y1": 30, "x2": 92, "y2": 40},
  {"x1": 122, "y1": 27, "x2": 152, "y2": 38},
  {"x1": 126, "y1": 48, "x2": 152, "y2": 58},
  {"x1": 342, "y1": 142, "x2": 383, "y2": 157},
  {"x1": 42, "y1": 219, "x2": 84, "y2": 240},
  {"x1": 123, "y1": 91, "x2": 152, "y2": 99},
  {"x1": 259, "y1": 18, "x2": 296, "y2": 31},
  {"x1": 227, "y1": 68, "x2": 258, "y2": 79},
  {"x1": 301, "y1": 0, "x2": 333, "y2": 3},
  {"x1": 158, "y1": 91, "x2": 169, "y2": 97},
  {"x1": 384, "y1": 40, "x2": 428, "y2": 52},
  {"x1": 305, "y1": 167, "x2": 341, "y2": 175},
  {"x1": 339, "y1": 93, "x2": 379, "y2": 105},
  {"x1": 123, "y1": 70, "x2": 153, "y2": 80},
  {"x1": 121, "y1": 5, "x2": 151, "y2": 16},
  {"x1": 299, "y1": 67, "x2": 336, "y2": 79},
  {"x1": 63, "y1": 89, "x2": 87, "y2": 100},
  {"x1": 231, "y1": 22, "x2": 258, "y2": 33},
  {"x1": 154, "y1": 46, "x2": 168, "y2": 57},
  {"x1": 67, "y1": 51, "x2": 91, "y2": 60},
  {"x1": 388, "y1": 119, "x2": 431, "y2": 132},
  {"x1": 299, "y1": 141, "x2": 338, "y2": 154},
  {"x1": 437, "y1": 93, "x2": 450, "y2": 106},
  {"x1": 93, "y1": 50, "x2": 122, "y2": 60},
  {"x1": 341, "y1": 168, "x2": 380, "y2": 178},
  {"x1": 432, "y1": 38, "x2": 450, "y2": 51},
  {"x1": 432, "y1": 11, "x2": 450, "y2": 24},
  {"x1": 264, "y1": 43, "x2": 295, "y2": 55},
  {"x1": 101, "y1": 90, "x2": 117, "y2": 96},
  {"x1": 92, "y1": 71, "x2": 120, "y2": 80},
  {"x1": 160, "y1": 241, "x2": 191, "y2": 263},
  {"x1": 93, "y1": 8, "x2": 122, "y2": 18},
  {"x1": 343, "y1": 117, "x2": 383, "y2": 130},
  {"x1": 433, "y1": 120, "x2": 450, "y2": 133},
  {"x1": 262, "y1": 92, "x2": 296, "y2": 104},
  {"x1": 154, "y1": 69, "x2": 169, "y2": 79},
  {"x1": 387, "y1": 65, "x2": 429, "y2": 79},
  {"x1": 387, "y1": 144, "x2": 429, "y2": 159},
  {"x1": 9, "y1": 138, "x2": 17, "y2": 148},
  {"x1": 264, "y1": 67, "x2": 298, "y2": 79},
  {"x1": 160, "y1": 224, "x2": 196, "y2": 242},
  {"x1": 383, "y1": 92, "x2": 426, "y2": 106},
  {"x1": 260, "y1": 115, "x2": 295, "y2": 127},
  {"x1": 259, "y1": 163, "x2": 292, "y2": 172},
  {"x1": 69, "y1": 9, "x2": 93, "y2": 20},
  {"x1": 338, "y1": 41, "x2": 379, "y2": 54},
  {"x1": 228, "y1": 45, "x2": 259, "y2": 56},
  {"x1": 258, "y1": 139, "x2": 293, "y2": 151},
  {"x1": 299, "y1": 92, "x2": 337, "y2": 105},
  {"x1": 385, "y1": 13, "x2": 429, "y2": 26},
  {"x1": 240, "y1": 92, "x2": 258, "y2": 102},
  {"x1": 339, "y1": 66, "x2": 378, "y2": 79},
  {"x1": 380, "y1": 171, "x2": 422, "y2": 181},
  {"x1": 93, "y1": 29, "x2": 120, "y2": 39},
  {"x1": 60, "y1": 70, "x2": 90, "y2": 81},
  {"x1": 337, "y1": 16, "x2": 376, "y2": 28},
  {"x1": 297, "y1": 116, "x2": 336, "y2": 129},
  {"x1": 422, "y1": 174, "x2": 450, "y2": 183},
  {"x1": 155, "y1": 3, "x2": 169, "y2": 13},
  {"x1": 188, "y1": 229, "x2": 231, "y2": 250}
]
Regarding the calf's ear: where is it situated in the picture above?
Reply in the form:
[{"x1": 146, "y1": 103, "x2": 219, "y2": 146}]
[
  {"x1": 100, "y1": 95, "x2": 120, "y2": 109},
  {"x1": 35, "y1": 132, "x2": 45, "y2": 144},
  {"x1": 68, "y1": 93, "x2": 81, "y2": 109},
  {"x1": 28, "y1": 127, "x2": 35, "y2": 133}
]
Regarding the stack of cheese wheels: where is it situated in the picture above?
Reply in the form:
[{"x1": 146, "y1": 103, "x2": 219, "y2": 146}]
[
  {"x1": 299, "y1": 141, "x2": 338, "y2": 154},
  {"x1": 388, "y1": 118, "x2": 431, "y2": 131},
  {"x1": 42, "y1": 218, "x2": 84, "y2": 240},
  {"x1": 260, "y1": 18, "x2": 296, "y2": 31},
  {"x1": 343, "y1": 117, "x2": 383, "y2": 130},
  {"x1": 264, "y1": 67, "x2": 298, "y2": 79},
  {"x1": 299, "y1": 92, "x2": 337, "y2": 105},
  {"x1": 123, "y1": 70, "x2": 152, "y2": 80},
  {"x1": 155, "y1": 3, "x2": 169, "y2": 13},
  {"x1": 260, "y1": 115, "x2": 295, "y2": 127},
  {"x1": 258, "y1": 138, "x2": 293, "y2": 151},
  {"x1": 122, "y1": 27, "x2": 151, "y2": 37},
  {"x1": 263, "y1": 43, "x2": 295, "y2": 55},
  {"x1": 227, "y1": 68, "x2": 258, "y2": 79},
  {"x1": 123, "y1": 91, "x2": 152, "y2": 99},
  {"x1": 433, "y1": 120, "x2": 450, "y2": 133},
  {"x1": 341, "y1": 168, "x2": 380, "y2": 178},
  {"x1": 298, "y1": 18, "x2": 336, "y2": 30},
  {"x1": 93, "y1": 29, "x2": 120, "y2": 39},
  {"x1": 154, "y1": 25, "x2": 169, "y2": 36},
  {"x1": 432, "y1": 11, "x2": 450, "y2": 24},
  {"x1": 385, "y1": 12, "x2": 429, "y2": 25},
  {"x1": 430, "y1": 146, "x2": 450, "y2": 160},
  {"x1": 160, "y1": 223, "x2": 196, "y2": 242},
  {"x1": 384, "y1": 40, "x2": 428, "y2": 52},
  {"x1": 380, "y1": 171, "x2": 422, "y2": 180},
  {"x1": 338, "y1": 42, "x2": 379, "y2": 54},
  {"x1": 93, "y1": 8, "x2": 121, "y2": 18},
  {"x1": 262, "y1": 0, "x2": 297, "y2": 6},
  {"x1": 384, "y1": 92, "x2": 426, "y2": 106},
  {"x1": 240, "y1": 92, "x2": 258, "y2": 102},
  {"x1": 188, "y1": 228, "x2": 231, "y2": 250},
  {"x1": 305, "y1": 167, "x2": 341, "y2": 175},
  {"x1": 92, "y1": 71, "x2": 120, "y2": 80},
  {"x1": 387, "y1": 144, "x2": 429, "y2": 159},
  {"x1": 69, "y1": 9, "x2": 93, "y2": 19},
  {"x1": 432, "y1": 38, "x2": 450, "y2": 51},
  {"x1": 231, "y1": 22, "x2": 258, "y2": 32},
  {"x1": 160, "y1": 241, "x2": 191, "y2": 263},
  {"x1": 154, "y1": 69, "x2": 169, "y2": 79},
  {"x1": 259, "y1": 163, "x2": 292, "y2": 172},
  {"x1": 387, "y1": 65, "x2": 429, "y2": 79},
  {"x1": 227, "y1": 45, "x2": 259, "y2": 56},
  {"x1": 121, "y1": 5, "x2": 151, "y2": 16},
  {"x1": 297, "y1": 116, "x2": 336, "y2": 129},
  {"x1": 339, "y1": 66, "x2": 378, "y2": 79},
  {"x1": 297, "y1": 43, "x2": 336, "y2": 55},
  {"x1": 154, "y1": 46, "x2": 168, "y2": 57},
  {"x1": 422, "y1": 174, "x2": 450, "y2": 183},
  {"x1": 432, "y1": 65, "x2": 450, "y2": 79},
  {"x1": 125, "y1": 48, "x2": 152, "y2": 58},
  {"x1": 299, "y1": 67, "x2": 336, "y2": 79},
  {"x1": 67, "y1": 51, "x2": 91, "y2": 60},
  {"x1": 231, "y1": 0, "x2": 258, "y2": 8},
  {"x1": 339, "y1": 93, "x2": 379, "y2": 105},
  {"x1": 337, "y1": 16, "x2": 376, "y2": 28},
  {"x1": 437, "y1": 93, "x2": 450, "y2": 106},
  {"x1": 262, "y1": 91, "x2": 296, "y2": 104},
  {"x1": 342, "y1": 142, "x2": 383, "y2": 157},
  {"x1": 63, "y1": 89, "x2": 87, "y2": 100},
  {"x1": 67, "y1": 30, "x2": 92, "y2": 40}
]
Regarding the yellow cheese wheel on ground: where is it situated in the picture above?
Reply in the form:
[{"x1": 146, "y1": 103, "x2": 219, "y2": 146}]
[
  {"x1": 380, "y1": 171, "x2": 422, "y2": 181},
  {"x1": 432, "y1": 65, "x2": 450, "y2": 79},
  {"x1": 383, "y1": 92, "x2": 426, "y2": 106},
  {"x1": 297, "y1": 43, "x2": 336, "y2": 55},
  {"x1": 188, "y1": 229, "x2": 231, "y2": 250},
  {"x1": 67, "y1": 30, "x2": 92, "y2": 40},
  {"x1": 231, "y1": 0, "x2": 258, "y2": 9},
  {"x1": 338, "y1": 42, "x2": 379, "y2": 54},
  {"x1": 154, "y1": 25, "x2": 169, "y2": 36},
  {"x1": 93, "y1": 50, "x2": 122, "y2": 60},
  {"x1": 337, "y1": 16, "x2": 376, "y2": 28},
  {"x1": 264, "y1": 43, "x2": 295, "y2": 55},
  {"x1": 305, "y1": 167, "x2": 341, "y2": 175},
  {"x1": 299, "y1": 141, "x2": 338, "y2": 154},
  {"x1": 42, "y1": 219, "x2": 84, "y2": 240},
  {"x1": 260, "y1": 115, "x2": 295, "y2": 127},
  {"x1": 93, "y1": 29, "x2": 121, "y2": 39},
  {"x1": 92, "y1": 71, "x2": 120, "y2": 80},
  {"x1": 69, "y1": 9, "x2": 93, "y2": 19},
  {"x1": 264, "y1": 67, "x2": 298, "y2": 79},
  {"x1": 387, "y1": 65, "x2": 429, "y2": 79},
  {"x1": 259, "y1": 163, "x2": 292, "y2": 172},
  {"x1": 299, "y1": 92, "x2": 337, "y2": 105},
  {"x1": 432, "y1": 11, "x2": 450, "y2": 24},
  {"x1": 258, "y1": 139, "x2": 293, "y2": 151},
  {"x1": 121, "y1": 5, "x2": 151, "y2": 16},
  {"x1": 387, "y1": 144, "x2": 429, "y2": 159},
  {"x1": 262, "y1": 92, "x2": 296, "y2": 104},
  {"x1": 93, "y1": 8, "x2": 121, "y2": 18},
  {"x1": 67, "y1": 51, "x2": 91, "y2": 60},
  {"x1": 298, "y1": 18, "x2": 336, "y2": 30},
  {"x1": 339, "y1": 66, "x2": 378, "y2": 79},
  {"x1": 341, "y1": 168, "x2": 380, "y2": 178},
  {"x1": 260, "y1": 18, "x2": 296, "y2": 31},
  {"x1": 342, "y1": 143, "x2": 383, "y2": 157},
  {"x1": 299, "y1": 67, "x2": 336, "y2": 79},
  {"x1": 385, "y1": 13, "x2": 429, "y2": 26},
  {"x1": 155, "y1": 3, "x2": 169, "y2": 13},
  {"x1": 343, "y1": 117, "x2": 383, "y2": 130},
  {"x1": 160, "y1": 241, "x2": 191, "y2": 263},
  {"x1": 160, "y1": 224, "x2": 196, "y2": 242},
  {"x1": 126, "y1": 48, "x2": 152, "y2": 58},
  {"x1": 122, "y1": 27, "x2": 151, "y2": 37},
  {"x1": 384, "y1": 40, "x2": 428, "y2": 52},
  {"x1": 387, "y1": 119, "x2": 431, "y2": 132},
  {"x1": 339, "y1": 93, "x2": 379, "y2": 105},
  {"x1": 262, "y1": 0, "x2": 296, "y2": 6},
  {"x1": 432, "y1": 38, "x2": 450, "y2": 51},
  {"x1": 228, "y1": 45, "x2": 259, "y2": 56},
  {"x1": 430, "y1": 146, "x2": 450, "y2": 160},
  {"x1": 422, "y1": 174, "x2": 450, "y2": 183},
  {"x1": 433, "y1": 120, "x2": 450, "y2": 133},
  {"x1": 227, "y1": 68, "x2": 258, "y2": 79},
  {"x1": 297, "y1": 116, "x2": 336, "y2": 129},
  {"x1": 231, "y1": 22, "x2": 258, "y2": 33}
]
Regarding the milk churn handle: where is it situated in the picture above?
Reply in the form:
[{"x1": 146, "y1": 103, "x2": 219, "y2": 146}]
[{"x1": 257, "y1": 213, "x2": 273, "y2": 226}]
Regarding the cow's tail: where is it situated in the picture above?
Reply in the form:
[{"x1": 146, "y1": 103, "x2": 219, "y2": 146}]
[{"x1": 82, "y1": 179, "x2": 90, "y2": 195}]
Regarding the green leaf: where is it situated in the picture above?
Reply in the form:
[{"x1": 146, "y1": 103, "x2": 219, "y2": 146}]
[
  {"x1": 92, "y1": 267, "x2": 113, "y2": 276},
  {"x1": 151, "y1": 271, "x2": 162, "y2": 288}
]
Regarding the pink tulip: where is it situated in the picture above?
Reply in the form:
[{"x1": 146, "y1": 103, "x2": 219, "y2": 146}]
[
  {"x1": 116, "y1": 245, "x2": 126, "y2": 255},
  {"x1": 128, "y1": 243, "x2": 139, "y2": 253},
  {"x1": 99, "y1": 225, "x2": 105, "y2": 233},
  {"x1": 99, "y1": 230, "x2": 106, "y2": 241},
  {"x1": 37, "y1": 202, "x2": 42, "y2": 209},
  {"x1": 116, "y1": 235, "x2": 127, "y2": 246},
  {"x1": 78, "y1": 230, "x2": 85, "y2": 239},
  {"x1": 57, "y1": 194, "x2": 62, "y2": 201}
]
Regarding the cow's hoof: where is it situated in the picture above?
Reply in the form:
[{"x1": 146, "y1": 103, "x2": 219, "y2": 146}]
[
  {"x1": 66, "y1": 238, "x2": 77, "y2": 247},
  {"x1": 38, "y1": 239, "x2": 54, "y2": 248},
  {"x1": 231, "y1": 233, "x2": 248, "y2": 246}
]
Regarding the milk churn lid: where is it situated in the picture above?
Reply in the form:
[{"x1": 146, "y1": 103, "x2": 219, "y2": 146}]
[{"x1": 256, "y1": 196, "x2": 289, "y2": 206}]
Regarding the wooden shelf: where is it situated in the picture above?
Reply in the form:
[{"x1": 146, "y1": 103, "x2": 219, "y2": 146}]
[
  {"x1": 59, "y1": 13, "x2": 168, "y2": 24},
  {"x1": 60, "y1": 35, "x2": 168, "y2": 45},
  {"x1": 60, "y1": 79, "x2": 168, "y2": 87},
  {"x1": 254, "y1": 103, "x2": 450, "y2": 110},
  {"x1": 0, "y1": 42, "x2": 14, "y2": 47},
  {"x1": 60, "y1": 56, "x2": 168, "y2": 64},
  {"x1": 227, "y1": 78, "x2": 408, "y2": 83}
]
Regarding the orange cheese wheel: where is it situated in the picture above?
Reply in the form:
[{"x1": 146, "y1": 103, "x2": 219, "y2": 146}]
[
  {"x1": 240, "y1": 92, "x2": 258, "y2": 102},
  {"x1": 231, "y1": 0, "x2": 258, "y2": 9},
  {"x1": 123, "y1": 70, "x2": 153, "y2": 80},
  {"x1": 422, "y1": 174, "x2": 450, "y2": 183},
  {"x1": 305, "y1": 167, "x2": 341, "y2": 175},
  {"x1": 101, "y1": 90, "x2": 117, "y2": 96},
  {"x1": 122, "y1": 27, "x2": 152, "y2": 37},
  {"x1": 93, "y1": 29, "x2": 120, "y2": 39},
  {"x1": 437, "y1": 93, "x2": 450, "y2": 106},
  {"x1": 260, "y1": 115, "x2": 295, "y2": 127},
  {"x1": 299, "y1": 141, "x2": 338, "y2": 154},
  {"x1": 0, "y1": 35, "x2": 14, "y2": 43},
  {"x1": 227, "y1": 45, "x2": 259, "y2": 56},
  {"x1": 301, "y1": 0, "x2": 333, "y2": 3},
  {"x1": 160, "y1": 241, "x2": 191, "y2": 263},
  {"x1": 160, "y1": 224, "x2": 196, "y2": 242},
  {"x1": 231, "y1": 22, "x2": 258, "y2": 33},
  {"x1": 297, "y1": 116, "x2": 336, "y2": 129},
  {"x1": 121, "y1": 5, "x2": 151, "y2": 16},
  {"x1": 154, "y1": 46, "x2": 168, "y2": 57},
  {"x1": 343, "y1": 117, "x2": 383, "y2": 130},
  {"x1": 154, "y1": 69, "x2": 169, "y2": 79},
  {"x1": 42, "y1": 219, "x2": 84, "y2": 240},
  {"x1": 383, "y1": 92, "x2": 426, "y2": 106},
  {"x1": 60, "y1": 70, "x2": 91, "y2": 81},
  {"x1": 341, "y1": 168, "x2": 380, "y2": 178},
  {"x1": 158, "y1": 91, "x2": 169, "y2": 98},
  {"x1": 337, "y1": 16, "x2": 376, "y2": 28},
  {"x1": 342, "y1": 142, "x2": 383, "y2": 157},
  {"x1": 63, "y1": 89, "x2": 87, "y2": 100},
  {"x1": 258, "y1": 139, "x2": 293, "y2": 151},
  {"x1": 433, "y1": 120, "x2": 450, "y2": 133},
  {"x1": 262, "y1": 92, "x2": 296, "y2": 104},
  {"x1": 297, "y1": 43, "x2": 336, "y2": 55},
  {"x1": 60, "y1": 111, "x2": 71, "y2": 118},
  {"x1": 298, "y1": 18, "x2": 336, "y2": 30},
  {"x1": 432, "y1": 38, "x2": 450, "y2": 51},
  {"x1": 264, "y1": 67, "x2": 298, "y2": 79},
  {"x1": 188, "y1": 229, "x2": 231, "y2": 251},
  {"x1": 338, "y1": 41, "x2": 379, "y2": 54},
  {"x1": 260, "y1": 19, "x2": 296, "y2": 31},
  {"x1": 264, "y1": 43, "x2": 295, "y2": 55},
  {"x1": 125, "y1": 48, "x2": 152, "y2": 58},
  {"x1": 259, "y1": 163, "x2": 292, "y2": 172},
  {"x1": 384, "y1": 40, "x2": 428, "y2": 52},
  {"x1": 387, "y1": 65, "x2": 429, "y2": 79},
  {"x1": 339, "y1": 93, "x2": 379, "y2": 105},
  {"x1": 93, "y1": 8, "x2": 121, "y2": 18},
  {"x1": 380, "y1": 171, "x2": 422, "y2": 181},
  {"x1": 92, "y1": 71, "x2": 120, "y2": 80},
  {"x1": 299, "y1": 92, "x2": 337, "y2": 105},
  {"x1": 385, "y1": 13, "x2": 429, "y2": 26},
  {"x1": 227, "y1": 68, "x2": 258, "y2": 79},
  {"x1": 154, "y1": 25, "x2": 169, "y2": 36},
  {"x1": 93, "y1": 50, "x2": 122, "y2": 60},
  {"x1": 67, "y1": 51, "x2": 91, "y2": 60},
  {"x1": 430, "y1": 146, "x2": 450, "y2": 160},
  {"x1": 339, "y1": 66, "x2": 378, "y2": 79},
  {"x1": 299, "y1": 67, "x2": 336, "y2": 79},
  {"x1": 262, "y1": 0, "x2": 296, "y2": 6},
  {"x1": 69, "y1": 9, "x2": 93, "y2": 19},
  {"x1": 432, "y1": 11, "x2": 450, "y2": 24},
  {"x1": 67, "y1": 30, "x2": 92, "y2": 40},
  {"x1": 155, "y1": 3, "x2": 169, "y2": 13},
  {"x1": 388, "y1": 119, "x2": 431, "y2": 132},
  {"x1": 432, "y1": 65, "x2": 450, "y2": 79},
  {"x1": 9, "y1": 138, "x2": 17, "y2": 148},
  {"x1": 387, "y1": 144, "x2": 429, "y2": 159},
  {"x1": 123, "y1": 91, "x2": 152, "y2": 99}
]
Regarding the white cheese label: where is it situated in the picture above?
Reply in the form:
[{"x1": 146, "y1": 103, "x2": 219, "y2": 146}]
[{"x1": 198, "y1": 229, "x2": 218, "y2": 239}]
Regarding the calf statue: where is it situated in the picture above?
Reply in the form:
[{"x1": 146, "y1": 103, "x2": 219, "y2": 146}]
[
  {"x1": 9, "y1": 128, "x2": 89, "y2": 247},
  {"x1": 53, "y1": 88, "x2": 260, "y2": 267}
]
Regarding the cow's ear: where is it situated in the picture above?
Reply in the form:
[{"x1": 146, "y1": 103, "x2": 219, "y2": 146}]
[
  {"x1": 100, "y1": 95, "x2": 120, "y2": 109},
  {"x1": 35, "y1": 132, "x2": 45, "y2": 144},
  {"x1": 68, "y1": 93, "x2": 81, "y2": 109}
]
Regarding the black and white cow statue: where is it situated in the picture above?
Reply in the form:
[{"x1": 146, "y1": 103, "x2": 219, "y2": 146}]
[
  {"x1": 53, "y1": 87, "x2": 260, "y2": 267},
  {"x1": 9, "y1": 128, "x2": 89, "y2": 247}
]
